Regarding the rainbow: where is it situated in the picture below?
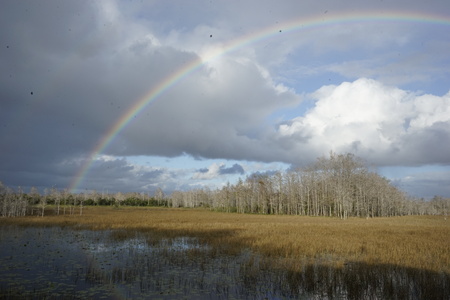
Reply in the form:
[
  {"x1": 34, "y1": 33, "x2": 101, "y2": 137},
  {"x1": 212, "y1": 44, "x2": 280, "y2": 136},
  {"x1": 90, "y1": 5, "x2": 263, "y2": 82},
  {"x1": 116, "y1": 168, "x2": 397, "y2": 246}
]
[{"x1": 68, "y1": 11, "x2": 450, "y2": 193}]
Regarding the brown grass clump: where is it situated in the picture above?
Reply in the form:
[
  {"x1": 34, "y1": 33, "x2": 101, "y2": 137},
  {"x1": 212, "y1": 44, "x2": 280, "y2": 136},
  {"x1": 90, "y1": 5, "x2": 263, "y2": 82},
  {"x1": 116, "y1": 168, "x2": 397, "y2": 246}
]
[{"x1": 1, "y1": 207, "x2": 449, "y2": 273}]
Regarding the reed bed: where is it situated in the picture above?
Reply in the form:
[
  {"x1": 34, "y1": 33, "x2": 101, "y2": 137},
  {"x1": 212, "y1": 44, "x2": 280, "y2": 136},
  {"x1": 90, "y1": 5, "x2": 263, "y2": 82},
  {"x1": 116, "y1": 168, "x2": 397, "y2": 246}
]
[{"x1": 2, "y1": 207, "x2": 449, "y2": 274}]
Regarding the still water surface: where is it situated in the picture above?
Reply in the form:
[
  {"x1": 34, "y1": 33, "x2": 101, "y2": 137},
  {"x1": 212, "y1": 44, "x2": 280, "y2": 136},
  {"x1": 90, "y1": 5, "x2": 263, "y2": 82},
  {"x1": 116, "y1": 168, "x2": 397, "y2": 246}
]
[{"x1": 0, "y1": 226, "x2": 448, "y2": 299}]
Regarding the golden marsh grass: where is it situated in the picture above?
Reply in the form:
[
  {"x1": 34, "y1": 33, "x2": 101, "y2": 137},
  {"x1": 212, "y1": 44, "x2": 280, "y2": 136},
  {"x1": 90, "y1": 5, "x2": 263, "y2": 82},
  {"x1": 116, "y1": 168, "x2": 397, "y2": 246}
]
[{"x1": 2, "y1": 207, "x2": 449, "y2": 273}]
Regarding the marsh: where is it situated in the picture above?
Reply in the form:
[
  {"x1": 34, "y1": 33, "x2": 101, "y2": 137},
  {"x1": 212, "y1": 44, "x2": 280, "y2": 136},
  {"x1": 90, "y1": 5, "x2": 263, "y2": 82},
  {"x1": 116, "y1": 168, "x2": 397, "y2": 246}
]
[{"x1": 1, "y1": 225, "x2": 448, "y2": 299}]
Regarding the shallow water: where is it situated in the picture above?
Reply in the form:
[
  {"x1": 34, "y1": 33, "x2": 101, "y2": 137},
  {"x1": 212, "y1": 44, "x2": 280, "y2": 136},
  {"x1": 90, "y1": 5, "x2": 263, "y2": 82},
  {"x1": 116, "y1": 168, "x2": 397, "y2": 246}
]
[{"x1": 0, "y1": 226, "x2": 448, "y2": 299}]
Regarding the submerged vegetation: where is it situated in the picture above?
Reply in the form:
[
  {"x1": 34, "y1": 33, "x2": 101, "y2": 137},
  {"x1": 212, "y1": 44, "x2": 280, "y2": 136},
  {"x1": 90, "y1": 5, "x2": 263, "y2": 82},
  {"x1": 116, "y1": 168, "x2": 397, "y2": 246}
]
[{"x1": 1, "y1": 153, "x2": 449, "y2": 218}]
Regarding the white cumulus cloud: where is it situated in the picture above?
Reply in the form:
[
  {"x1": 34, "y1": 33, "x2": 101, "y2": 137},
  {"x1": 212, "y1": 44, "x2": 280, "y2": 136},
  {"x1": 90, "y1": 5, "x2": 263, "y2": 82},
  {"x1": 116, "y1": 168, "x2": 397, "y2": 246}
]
[{"x1": 278, "y1": 78, "x2": 450, "y2": 165}]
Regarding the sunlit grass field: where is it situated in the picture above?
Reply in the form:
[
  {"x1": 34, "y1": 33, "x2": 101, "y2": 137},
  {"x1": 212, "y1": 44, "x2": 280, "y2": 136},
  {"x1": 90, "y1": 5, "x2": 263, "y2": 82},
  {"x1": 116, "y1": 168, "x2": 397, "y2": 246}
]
[{"x1": 2, "y1": 207, "x2": 449, "y2": 274}]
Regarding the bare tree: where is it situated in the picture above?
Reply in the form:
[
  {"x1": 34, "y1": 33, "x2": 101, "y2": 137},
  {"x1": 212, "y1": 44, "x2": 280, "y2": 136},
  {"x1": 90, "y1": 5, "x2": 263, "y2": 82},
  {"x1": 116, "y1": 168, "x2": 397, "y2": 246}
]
[
  {"x1": 114, "y1": 192, "x2": 125, "y2": 207},
  {"x1": 51, "y1": 187, "x2": 61, "y2": 215},
  {"x1": 41, "y1": 188, "x2": 49, "y2": 217},
  {"x1": 29, "y1": 186, "x2": 40, "y2": 215}
]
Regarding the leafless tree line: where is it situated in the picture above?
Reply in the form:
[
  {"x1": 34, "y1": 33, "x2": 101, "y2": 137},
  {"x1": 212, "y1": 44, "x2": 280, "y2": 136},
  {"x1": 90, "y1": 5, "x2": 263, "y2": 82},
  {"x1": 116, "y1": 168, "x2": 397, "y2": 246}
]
[
  {"x1": 0, "y1": 182, "x2": 167, "y2": 217},
  {"x1": 0, "y1": 183, "x2": 79, "y2": 217},
  {"x1": 168, "y1": 153, "x2": 450, "y2": 218},
  {"x1": 1, "y1": 153, "x2": 449, "y2": 218},
  {"x1": 0, "y1": 184, "x2": 28, "y2": 217}
]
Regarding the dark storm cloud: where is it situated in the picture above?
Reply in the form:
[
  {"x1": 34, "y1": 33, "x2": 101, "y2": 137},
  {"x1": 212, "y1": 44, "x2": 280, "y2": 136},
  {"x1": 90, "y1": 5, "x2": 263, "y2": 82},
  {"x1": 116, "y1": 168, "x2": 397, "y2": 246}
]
[
  {"x1": 1, "y1": 1, "x2": 114, "y2": 155},
  {"x1": 0, "y1": 0, "x2": 219, "y2": 191}
]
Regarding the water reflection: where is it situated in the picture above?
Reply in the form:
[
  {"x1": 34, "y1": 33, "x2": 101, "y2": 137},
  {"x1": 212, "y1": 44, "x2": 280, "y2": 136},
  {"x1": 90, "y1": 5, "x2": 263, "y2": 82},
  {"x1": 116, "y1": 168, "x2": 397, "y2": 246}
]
[{"x1": 0, "y1": 226, "x2": 448, "y2": 299}]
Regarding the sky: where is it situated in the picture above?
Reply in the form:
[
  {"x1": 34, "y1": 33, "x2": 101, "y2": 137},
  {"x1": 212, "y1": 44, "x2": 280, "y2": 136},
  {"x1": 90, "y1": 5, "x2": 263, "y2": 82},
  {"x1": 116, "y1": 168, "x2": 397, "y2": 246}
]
[{"x1": 1, "y1": 0, "x2": 449, "y2": 199}]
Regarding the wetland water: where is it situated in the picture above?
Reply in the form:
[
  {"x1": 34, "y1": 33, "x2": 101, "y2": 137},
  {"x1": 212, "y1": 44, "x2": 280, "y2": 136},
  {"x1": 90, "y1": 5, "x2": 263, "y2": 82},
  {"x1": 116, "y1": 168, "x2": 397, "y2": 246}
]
[{"x1": 0, "y1": 226, "x2": 448, "y2": 299}]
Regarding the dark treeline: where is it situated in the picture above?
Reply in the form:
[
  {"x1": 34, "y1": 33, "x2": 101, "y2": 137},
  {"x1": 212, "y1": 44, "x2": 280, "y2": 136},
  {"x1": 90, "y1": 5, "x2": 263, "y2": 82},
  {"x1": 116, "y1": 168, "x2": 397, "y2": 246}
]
[{"x1": 1, "y1": 153, "x2": 449, "y2": 218}]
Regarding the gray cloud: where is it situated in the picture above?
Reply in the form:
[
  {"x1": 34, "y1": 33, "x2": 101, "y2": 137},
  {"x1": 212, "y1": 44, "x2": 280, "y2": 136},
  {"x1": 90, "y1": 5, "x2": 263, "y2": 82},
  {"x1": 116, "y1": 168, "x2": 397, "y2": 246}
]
[
  {"x1": 219, "y1": 164, "x2": 245, "y2": 175},
  {"x1": 390, "y1": 168, "x2": 450, "y2": 199},
  {"x1": 192, "y1": 162, "x2": 246, "y2": 180}
]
